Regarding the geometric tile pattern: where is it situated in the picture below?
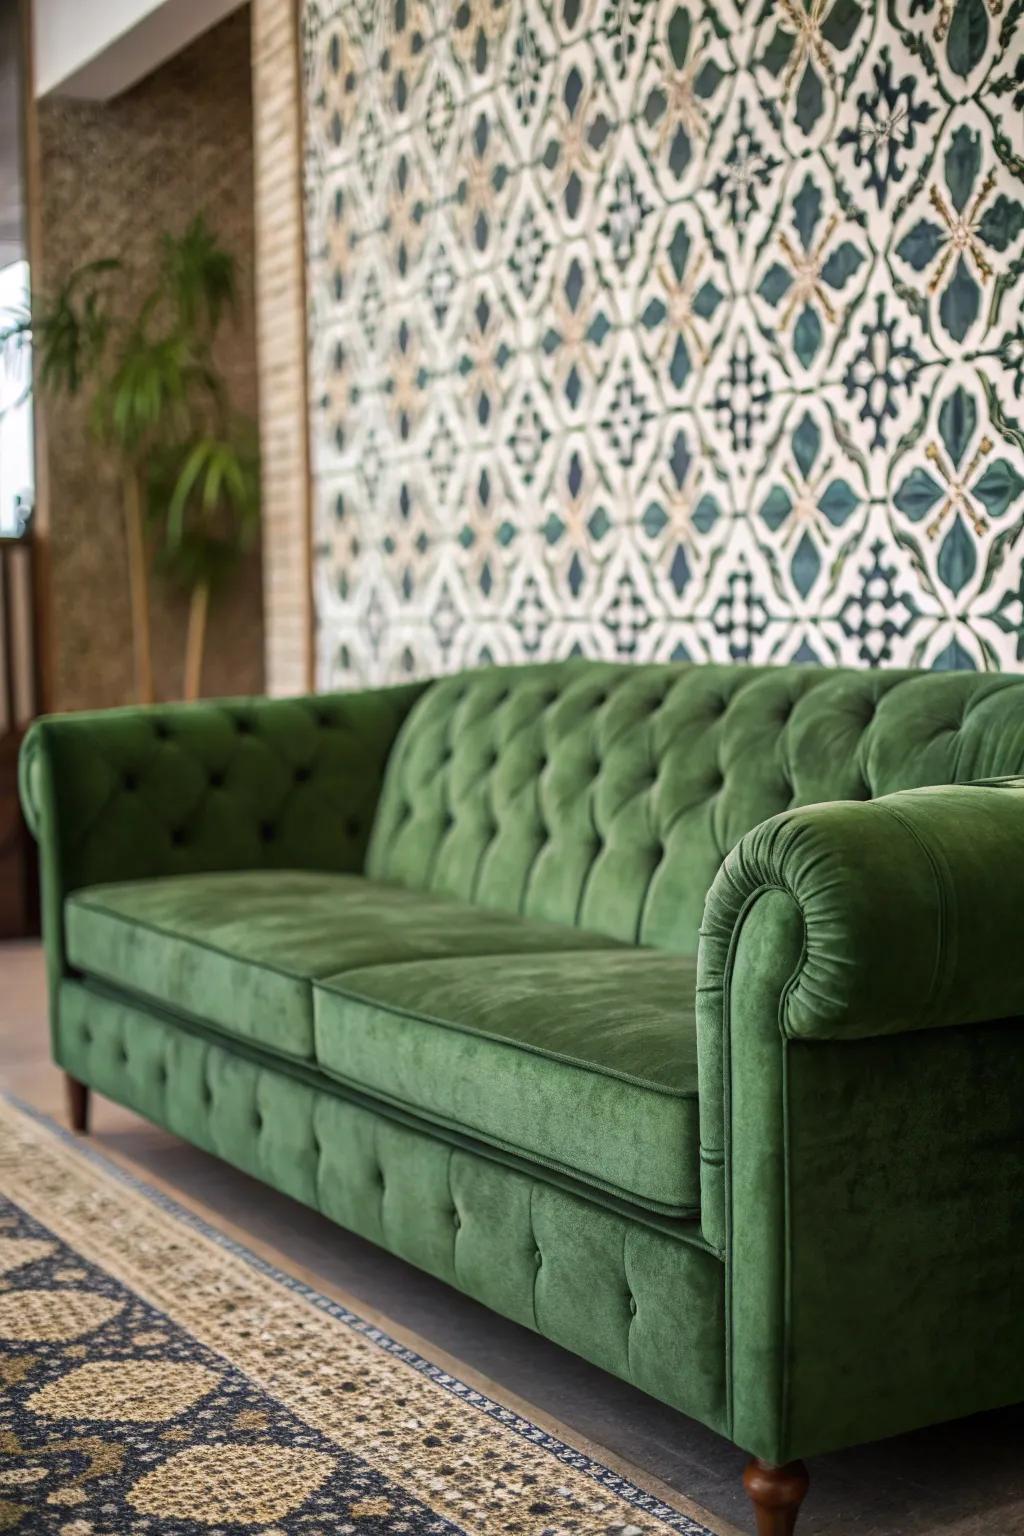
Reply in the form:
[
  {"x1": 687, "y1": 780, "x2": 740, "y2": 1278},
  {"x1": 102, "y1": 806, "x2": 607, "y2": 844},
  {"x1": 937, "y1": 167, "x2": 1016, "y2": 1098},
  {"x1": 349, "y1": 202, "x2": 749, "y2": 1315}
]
[{"x1": 300, "y1": 0, "x2": 1024, "y2": 683}]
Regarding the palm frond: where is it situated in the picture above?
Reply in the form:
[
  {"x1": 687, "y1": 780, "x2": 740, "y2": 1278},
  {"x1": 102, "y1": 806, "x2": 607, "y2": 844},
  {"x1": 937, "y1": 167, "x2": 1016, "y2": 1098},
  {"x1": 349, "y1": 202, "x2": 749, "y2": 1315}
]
[
  {"x1": 95, "y1": 332, "x2": 193, "y2": 451},
  {"x1": 161, "y1": 214, "x2": 237, "y2": 338},
  {"x1": 30, "y1": 259, "x2": 121, "y2": 396},
  {"x1": 147, "y1": 428, "x2": 260, "y2": 590}
]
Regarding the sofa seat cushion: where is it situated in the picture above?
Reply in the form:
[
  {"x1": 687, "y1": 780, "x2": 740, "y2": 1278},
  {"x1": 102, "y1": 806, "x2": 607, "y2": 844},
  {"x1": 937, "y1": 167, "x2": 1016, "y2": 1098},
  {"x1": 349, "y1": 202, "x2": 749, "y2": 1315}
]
[
  {"x1": 313, "y1": 951, "x2": 699, "y2": 1215},
  {"x1": 64, "y1": 871, "x2": 622, "y2": 1062}
]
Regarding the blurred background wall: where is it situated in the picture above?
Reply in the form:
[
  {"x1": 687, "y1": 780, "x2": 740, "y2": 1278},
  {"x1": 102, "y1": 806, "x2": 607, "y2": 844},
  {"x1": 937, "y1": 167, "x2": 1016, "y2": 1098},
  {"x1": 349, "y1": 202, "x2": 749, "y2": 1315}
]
[{"x1": 35, "y1": 5, "x2": 264, "y2": 710}]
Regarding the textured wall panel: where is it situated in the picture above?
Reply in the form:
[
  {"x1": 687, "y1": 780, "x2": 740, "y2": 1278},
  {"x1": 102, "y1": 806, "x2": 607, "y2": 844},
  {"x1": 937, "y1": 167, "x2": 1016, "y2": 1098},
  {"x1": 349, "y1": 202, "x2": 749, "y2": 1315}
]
[
  {"x1": 38, "y1": 10, "x2": 264, "y2": 711},
  {"x1": 300, "y1": 0, "x2": 1024, "y2": 683}
]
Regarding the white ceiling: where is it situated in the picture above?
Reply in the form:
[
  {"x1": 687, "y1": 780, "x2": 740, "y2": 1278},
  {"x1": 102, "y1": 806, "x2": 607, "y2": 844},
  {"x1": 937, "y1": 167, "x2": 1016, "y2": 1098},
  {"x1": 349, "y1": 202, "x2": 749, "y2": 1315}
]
[
  {"x1": 34, "y1": 0, "x2": 247, "y2": 99},
  {"x1": 0, "y1": 1, "x2": 25, "y2": 266}
]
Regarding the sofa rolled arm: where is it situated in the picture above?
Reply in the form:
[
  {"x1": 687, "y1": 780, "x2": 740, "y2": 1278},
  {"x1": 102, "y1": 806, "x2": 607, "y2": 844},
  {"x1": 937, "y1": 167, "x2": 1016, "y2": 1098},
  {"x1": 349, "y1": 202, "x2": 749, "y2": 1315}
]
[
  {"x1": 20, "y1": 685, "x2": 426, "y2": 988},
  {"x1": 699, "y1": 775, "x2": 1024, "y2": 1045},
  {"x1": 695, "y1": 775, "x2": 1024, "y2": 1255}
]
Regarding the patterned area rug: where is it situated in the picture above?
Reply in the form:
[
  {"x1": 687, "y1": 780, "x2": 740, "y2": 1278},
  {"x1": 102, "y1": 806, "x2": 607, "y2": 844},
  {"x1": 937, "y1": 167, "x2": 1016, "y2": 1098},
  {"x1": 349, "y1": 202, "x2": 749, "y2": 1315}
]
[{"x1": 0, "y1": 1097, "x2": 731, "y2": 1535}]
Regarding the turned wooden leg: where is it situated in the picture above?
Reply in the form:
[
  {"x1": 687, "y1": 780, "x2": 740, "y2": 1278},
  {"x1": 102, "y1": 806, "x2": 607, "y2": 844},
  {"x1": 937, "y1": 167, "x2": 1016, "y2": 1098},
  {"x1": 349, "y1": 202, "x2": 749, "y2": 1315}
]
[
  {"x1": 65, "y1": 1074, "x2": 90, "y2": 1134},
  {"x1": 743, "y1": 1458, "x2": 810, "y2": 1535}
]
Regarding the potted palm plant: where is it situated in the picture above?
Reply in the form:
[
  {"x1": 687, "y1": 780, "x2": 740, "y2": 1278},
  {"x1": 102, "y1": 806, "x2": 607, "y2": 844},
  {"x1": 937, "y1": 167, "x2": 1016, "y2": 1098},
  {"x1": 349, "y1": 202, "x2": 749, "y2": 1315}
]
[{"x1": 2, "y1": 215, "x2": 259, "y2": 702}]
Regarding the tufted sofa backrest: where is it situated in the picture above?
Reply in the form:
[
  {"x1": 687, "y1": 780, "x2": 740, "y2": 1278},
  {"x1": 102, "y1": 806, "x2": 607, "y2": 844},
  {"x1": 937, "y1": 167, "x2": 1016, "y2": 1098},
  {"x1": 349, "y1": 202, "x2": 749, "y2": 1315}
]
[{"x1": 368, "y1": 659, "x2": 1024, "y2": 955}]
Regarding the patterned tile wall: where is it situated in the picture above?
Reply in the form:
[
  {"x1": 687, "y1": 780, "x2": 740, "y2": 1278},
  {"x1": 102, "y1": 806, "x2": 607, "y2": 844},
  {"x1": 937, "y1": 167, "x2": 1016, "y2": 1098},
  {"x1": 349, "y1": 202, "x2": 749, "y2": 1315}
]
[{"x1": 300, "y1": 0, "x2": 1024, "y2": 685}]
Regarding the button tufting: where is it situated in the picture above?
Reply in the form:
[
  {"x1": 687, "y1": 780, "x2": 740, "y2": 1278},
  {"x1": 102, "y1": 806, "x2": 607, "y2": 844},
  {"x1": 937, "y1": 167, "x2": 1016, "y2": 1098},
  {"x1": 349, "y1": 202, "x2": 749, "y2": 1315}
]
[
  {"x1": 534, "y1": 1248, "x2": 542, "y2": 1267},
  {"x1": 260, "y1": 822, "x2": 276, "y2": 842},
  {"x1": 121, "y1": 772, "x2": 138, "y2": 791},
  {"x1": 254, "y1": 1110, "x2": 263, "y2": 1131},
  {"x1": 346, "y1": 817, "x2": 361, "y2": 838},
  {"x1": 236, "y1": 718, "x2": 252, "y2": 734},
  {"x1": 154, "y1": 721, "x2": 171, "y2": 740},
  {"x1": 209, "y1": 770, "x2": 225, "y2": 789},
  {"x1": 628, "y1": 1295, "x2": 637, "y2": 1316},
  {"x1": 170, "y1": 827, "x2": 187, "y2": 847},
  {"x1": 294, "y1": 765, "x2": 312, "y2": 783},
  {"x1": 452, "y1": 1210, "x2": 461, "y2": 1230}
]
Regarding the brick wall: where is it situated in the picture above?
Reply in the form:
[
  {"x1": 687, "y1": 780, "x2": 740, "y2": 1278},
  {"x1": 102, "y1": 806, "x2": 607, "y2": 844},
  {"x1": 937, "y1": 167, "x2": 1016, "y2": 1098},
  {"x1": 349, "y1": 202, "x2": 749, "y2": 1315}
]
[{"x1": 252, "y1": 0, "x2": 312, "y2": 697}]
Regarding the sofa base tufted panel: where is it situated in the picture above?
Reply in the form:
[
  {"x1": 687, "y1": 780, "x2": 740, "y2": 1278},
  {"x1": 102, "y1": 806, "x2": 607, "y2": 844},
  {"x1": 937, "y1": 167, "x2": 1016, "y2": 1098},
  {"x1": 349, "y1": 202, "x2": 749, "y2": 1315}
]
[{"x1": 56, "y1": 979, "x2": 727, "y2": 1439}]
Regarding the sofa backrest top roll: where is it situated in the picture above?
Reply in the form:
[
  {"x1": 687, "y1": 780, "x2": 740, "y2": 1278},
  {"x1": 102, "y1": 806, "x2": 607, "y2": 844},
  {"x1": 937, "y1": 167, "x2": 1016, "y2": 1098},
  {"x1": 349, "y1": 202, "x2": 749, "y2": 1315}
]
[{"x1": 367, "y1": 659, "x2": 1024, "y2": 954}]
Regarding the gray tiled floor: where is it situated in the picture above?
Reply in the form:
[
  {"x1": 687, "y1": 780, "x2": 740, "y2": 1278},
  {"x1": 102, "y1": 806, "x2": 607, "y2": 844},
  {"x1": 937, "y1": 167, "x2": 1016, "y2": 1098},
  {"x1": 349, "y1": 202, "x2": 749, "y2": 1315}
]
[{"x1": 3, "y1": 941, "x2": 1023, "y2": 1535}]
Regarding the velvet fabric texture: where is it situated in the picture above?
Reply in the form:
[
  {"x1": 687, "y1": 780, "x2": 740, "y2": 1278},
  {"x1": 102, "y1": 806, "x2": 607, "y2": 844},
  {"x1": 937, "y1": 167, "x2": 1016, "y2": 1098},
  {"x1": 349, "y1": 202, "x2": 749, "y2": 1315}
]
[
  {"x1": 315, "y1": 951, "x2": 700, "y2": 1213},
  {"x1": 699, "y1": 888, "x2": 1024, "y2": 1463},
  {"x1": 21, "y1": 659, "x2": 1024, "y2": 1470},
  {"x1": 20, "y1": 686, "x2": 426, "y2": 1049},
  {"x1": 65, "y1": 871, "x2": 617, "y2": 1062},
  {"x1": 56, "y1": 979, "x2": 726, "y2": 1437},
  {"x1": 697, "y1": 773, "x2": 1024, "y2": 1253},
  {"x1": 369, "y1": 662, "x2": 1024, "y2": 950}
]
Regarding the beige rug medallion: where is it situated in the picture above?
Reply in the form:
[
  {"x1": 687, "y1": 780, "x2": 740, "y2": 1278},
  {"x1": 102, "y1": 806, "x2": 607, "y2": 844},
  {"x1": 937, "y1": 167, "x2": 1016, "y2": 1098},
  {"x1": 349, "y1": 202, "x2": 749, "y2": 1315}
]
[{"x1": 0, "y1": 1096, "x2": 736, "y2": 1536}]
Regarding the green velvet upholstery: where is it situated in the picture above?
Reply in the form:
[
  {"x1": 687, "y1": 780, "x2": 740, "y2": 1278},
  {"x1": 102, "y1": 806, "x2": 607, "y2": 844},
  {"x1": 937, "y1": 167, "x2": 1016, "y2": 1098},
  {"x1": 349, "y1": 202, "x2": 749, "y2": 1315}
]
[
  {"x1": 314, "y1": 951, "x2": 699, "y2": 1214},
  {"x1": 697, "y1": 773, "x2": 1024, "y2": 1254},
  {"x1": 65, "y1": 871, "x2": 618, "y2": 1062},
  {"x1": 22, "y1": 659, "x2": 1024, "y2": 1480},
  {"x1": 699, "y1": 887, "x2": 1024, "y2": 1464},
  {"x1": 369, "y1": 661, "x2": 1024, "y2": 950},
  {"x1": 56, "y1": 979, "x2": 726, "y2": 1437},
  {"x1": 19, "y1": 686, "x2": 426, "y2": 1047}
]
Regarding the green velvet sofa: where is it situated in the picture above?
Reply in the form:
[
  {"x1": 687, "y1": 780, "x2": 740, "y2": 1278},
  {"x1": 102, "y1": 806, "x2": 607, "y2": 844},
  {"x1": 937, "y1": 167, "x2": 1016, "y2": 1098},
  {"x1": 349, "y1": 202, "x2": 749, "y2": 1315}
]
[{"x1": 20, "y1": 658, "x2": 1024, "y2": 1533}]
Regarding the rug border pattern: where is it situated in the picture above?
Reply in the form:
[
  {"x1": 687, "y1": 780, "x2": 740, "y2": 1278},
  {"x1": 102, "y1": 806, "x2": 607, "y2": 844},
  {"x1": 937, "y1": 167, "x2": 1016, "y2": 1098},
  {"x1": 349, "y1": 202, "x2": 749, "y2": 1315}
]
[{"x1": 2, "y1": 1094, "x2": 727, "y2": 1536}]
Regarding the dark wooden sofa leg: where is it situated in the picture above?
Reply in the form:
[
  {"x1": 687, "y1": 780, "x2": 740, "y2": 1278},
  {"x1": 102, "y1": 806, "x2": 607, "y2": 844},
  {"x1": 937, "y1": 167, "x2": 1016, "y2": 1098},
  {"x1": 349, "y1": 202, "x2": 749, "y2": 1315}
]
[
  {"x1": 743, "y1": 1458, "x2": 810, "y2": 1534},
  {"x1": 65, "y1": 1074, "x2": 90, "y2": 1134}
]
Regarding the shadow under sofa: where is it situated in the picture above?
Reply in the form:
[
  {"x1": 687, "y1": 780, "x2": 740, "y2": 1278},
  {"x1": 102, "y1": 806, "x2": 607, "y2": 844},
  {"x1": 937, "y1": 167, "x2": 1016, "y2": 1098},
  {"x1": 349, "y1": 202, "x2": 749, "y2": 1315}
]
[{"x1": 20, "y1": 657, "x2": 1024, "y2": 1534}]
